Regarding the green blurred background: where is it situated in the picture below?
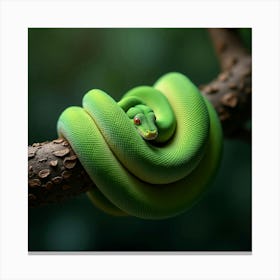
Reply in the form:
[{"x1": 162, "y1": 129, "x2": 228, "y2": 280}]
[{"x1": 28, "y1": 28, "x2": 251, "y2": 251}]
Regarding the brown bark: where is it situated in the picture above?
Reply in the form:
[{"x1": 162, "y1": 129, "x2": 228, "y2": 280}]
[
  {"x1": 28, "y1": 28, "x2": 251, "y2": 207},
  {"x1": 201, "y1": 28, "x2": 251, "y2": 138},
  {"x1": 28, "y1": 139, "x2": 95, "y2": 207}
]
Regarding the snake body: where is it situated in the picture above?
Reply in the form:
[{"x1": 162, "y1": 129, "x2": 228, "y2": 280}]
[{"x1": 57, "y1": 72, "x2": 223, "y2": 219}]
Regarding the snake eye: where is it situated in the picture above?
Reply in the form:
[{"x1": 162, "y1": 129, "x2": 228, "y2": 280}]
[{"x1": 134, "y1": 117, "x2": 141, "y2": 125}]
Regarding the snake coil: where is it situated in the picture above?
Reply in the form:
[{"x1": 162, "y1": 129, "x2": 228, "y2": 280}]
[{"x1": 57, "y1": 72, "x2": 223, "y2": 219}]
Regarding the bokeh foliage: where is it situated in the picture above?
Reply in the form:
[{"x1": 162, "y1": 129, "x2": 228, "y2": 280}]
[{"x1": 28, "y1": 28, "x2": 251, "y2": 251}]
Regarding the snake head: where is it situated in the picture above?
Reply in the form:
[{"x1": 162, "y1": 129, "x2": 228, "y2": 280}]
[{"x1": 126, "y1": 104, "x2": 158, "y2": 141}]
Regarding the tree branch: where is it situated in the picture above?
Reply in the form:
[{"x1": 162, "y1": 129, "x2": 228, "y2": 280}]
[
  {"x1": 201, "y1": 28, "x2": 251, "y2": 137},
  {"x1": 28, "y1": 28, "x2": 251, "y2": 207},
  {"x1": 28, "y1": 139, "x2": 95, "y2": 207},
  {"x1": 207, "y1": 28, "x2": 248, "y2": 71}
]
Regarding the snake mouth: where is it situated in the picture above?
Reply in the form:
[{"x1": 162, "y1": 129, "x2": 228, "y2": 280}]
[{"x1": 142, "y1": 130, "x2": 158, "y2": 141}]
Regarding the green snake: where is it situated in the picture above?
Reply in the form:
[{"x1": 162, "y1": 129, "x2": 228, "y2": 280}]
[{"x1": 57, "y1": 72, "x2": 223, "y2": 219}]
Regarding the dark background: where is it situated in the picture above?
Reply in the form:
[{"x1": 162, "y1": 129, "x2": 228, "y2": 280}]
[{"x1": 28, "y1": 28, "x2": 251, "y2": 251}]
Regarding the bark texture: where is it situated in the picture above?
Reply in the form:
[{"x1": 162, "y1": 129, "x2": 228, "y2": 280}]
[
  {"x1": 201, "y1": 28, "x2": 251, "y2": 138},
  {"x1": 28, "y1": 139, "x2": 95, "y2": 207}
]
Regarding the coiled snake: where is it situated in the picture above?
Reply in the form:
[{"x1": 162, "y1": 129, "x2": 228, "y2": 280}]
[{"x1": 57, "y1": 72, "x2": 223, "y2": 219}]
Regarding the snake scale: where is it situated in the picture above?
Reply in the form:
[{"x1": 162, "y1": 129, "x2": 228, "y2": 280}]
[{"x1": 57, "y1": 72, "x2": 223, "y2": 219}]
